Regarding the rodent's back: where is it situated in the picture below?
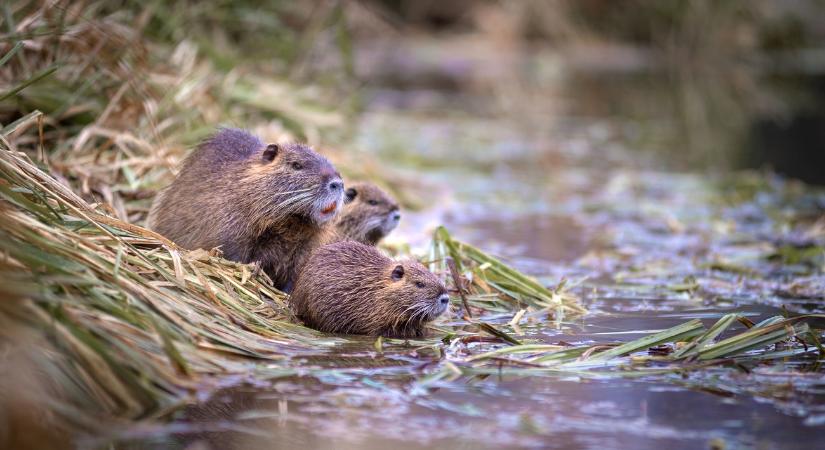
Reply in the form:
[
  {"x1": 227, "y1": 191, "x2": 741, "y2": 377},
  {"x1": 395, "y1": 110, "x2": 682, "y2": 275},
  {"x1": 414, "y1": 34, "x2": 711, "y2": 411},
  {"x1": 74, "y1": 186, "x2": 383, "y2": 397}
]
[
  {"x1": 290, "y1": 240, "x2": 449, "y2": 337},
  {"x1": 290, "y1": 241, "x2": 388, "y2": 335},
  {"x1": 197, "y1": 127, "x2": 267, "y2": 165},
  {"x1": 147, "y1": 129, "x2": 261, "y2": 249}
]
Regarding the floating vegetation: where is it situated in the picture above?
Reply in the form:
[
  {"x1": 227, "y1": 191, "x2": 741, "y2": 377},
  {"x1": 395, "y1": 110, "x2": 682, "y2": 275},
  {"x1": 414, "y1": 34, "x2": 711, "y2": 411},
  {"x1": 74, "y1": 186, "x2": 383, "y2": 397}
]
[
  {"x1": 429, "y1": 226, "x2": 587, "y2": 317},
  {"x1": 440, "y1": 313, "x2": 823, "y2": 380}
]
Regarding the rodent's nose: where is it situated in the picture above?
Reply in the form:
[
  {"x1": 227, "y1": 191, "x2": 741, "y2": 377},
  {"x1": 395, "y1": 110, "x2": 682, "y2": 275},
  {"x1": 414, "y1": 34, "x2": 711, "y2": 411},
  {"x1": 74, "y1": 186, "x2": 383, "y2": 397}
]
[
  {"x1": 392, "y1": 211, "x2": 401, "y2": 222},
  {"x1": 438, "y1": 294, "x2": 450, "y2": 306},
  {"x1": 328, "y1": 180, "x2": 343, "y2": 192}
]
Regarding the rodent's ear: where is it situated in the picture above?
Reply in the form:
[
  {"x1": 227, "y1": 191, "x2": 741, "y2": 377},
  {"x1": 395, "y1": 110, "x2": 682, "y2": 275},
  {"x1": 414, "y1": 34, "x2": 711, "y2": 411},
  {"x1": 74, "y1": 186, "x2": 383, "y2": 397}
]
[
  {"x1": 390, "y1": 264, "x2": 404, "y2": 281},
  {"x1": 345, "y1": 187, "x2": 358, "y2": 204},
  {"x1": 262, "y1": 144, "x2": 279, "y2": 162}
]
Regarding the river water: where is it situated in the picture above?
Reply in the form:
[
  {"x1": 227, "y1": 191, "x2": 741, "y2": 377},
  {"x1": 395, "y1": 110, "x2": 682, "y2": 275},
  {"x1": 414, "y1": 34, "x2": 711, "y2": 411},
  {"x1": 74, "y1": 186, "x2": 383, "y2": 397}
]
[{"x1": 116, "y1": 35, "x2": 825, "y2": 450}]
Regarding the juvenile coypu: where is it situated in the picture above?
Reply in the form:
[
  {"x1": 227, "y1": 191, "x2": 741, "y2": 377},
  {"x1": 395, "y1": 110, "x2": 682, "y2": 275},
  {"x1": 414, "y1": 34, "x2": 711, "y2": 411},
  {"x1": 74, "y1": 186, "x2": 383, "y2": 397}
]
[
  {"x1": 290, "y1": 240, "x2": 449, "y2": 337},
  {"x1": 334, "y1": 182, "x2": 400, "y2": 245},
  {"x1": 147, "y1": 128, "x2": 344, "y2": 291}
]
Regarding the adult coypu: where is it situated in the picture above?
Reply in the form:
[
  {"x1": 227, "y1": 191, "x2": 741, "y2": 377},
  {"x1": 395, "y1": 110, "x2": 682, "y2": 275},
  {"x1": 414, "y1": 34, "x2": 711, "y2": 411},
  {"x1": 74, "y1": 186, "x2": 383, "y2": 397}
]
[
  {"x1": 147, "y1": 128, "x2": 344, "y2": 291},
  {"x1": 334, "y1": 182, "x2": 400, "y2": 245},
  {"x1": 290, "y1": 240, "x2": 450, "y2": 337}
]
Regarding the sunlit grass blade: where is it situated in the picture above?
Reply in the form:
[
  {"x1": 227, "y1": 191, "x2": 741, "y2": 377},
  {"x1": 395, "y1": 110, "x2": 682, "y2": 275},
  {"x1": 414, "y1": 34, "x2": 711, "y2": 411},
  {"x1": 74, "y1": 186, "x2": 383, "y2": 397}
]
[
  {"x1": 697, "y1": 320, "x2": 810, "y2": 360},
  {"x1": 672, "y1": 313, "x2": 740, "y2": 359},
  {"x1": 0, "y1": 41, "x2": 24, "y2": 67},
  {"x1": 587, "y1": 319, "x2": 705, "y2": 360},
  {"x1": 465, "y1": 344, "x2": 567, "y2": 362},
  {"x1": 0, "y1": 64, "x2": 59, "y2": 102}
]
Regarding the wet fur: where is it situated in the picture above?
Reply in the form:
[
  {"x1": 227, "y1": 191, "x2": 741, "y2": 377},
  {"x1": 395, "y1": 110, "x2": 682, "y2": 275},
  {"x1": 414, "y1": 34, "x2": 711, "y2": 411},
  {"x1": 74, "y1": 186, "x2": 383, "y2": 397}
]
[
  {"x1": 290, "y1": 241, "x2": 448, "y2": 337},
  {"x1": 334, "y1": 182, "x2": 400, "y2": 245},
  {"x1": 147, "y1": 128, "x2": 342, "y2": 291}
]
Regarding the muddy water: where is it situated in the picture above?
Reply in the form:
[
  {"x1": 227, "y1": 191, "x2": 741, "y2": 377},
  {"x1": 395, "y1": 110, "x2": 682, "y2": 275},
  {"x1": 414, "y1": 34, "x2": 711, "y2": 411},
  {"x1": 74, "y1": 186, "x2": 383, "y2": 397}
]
[{"x1": 118, "y1": 39, "x2": 824, "y2": 450}]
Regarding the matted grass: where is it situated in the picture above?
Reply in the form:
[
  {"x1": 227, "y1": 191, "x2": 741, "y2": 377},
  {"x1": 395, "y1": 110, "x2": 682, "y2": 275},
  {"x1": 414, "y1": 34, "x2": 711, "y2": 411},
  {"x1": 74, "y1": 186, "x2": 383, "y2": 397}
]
[{"x1": 1, "y1": 123, "x2": 320, "y2": 423}]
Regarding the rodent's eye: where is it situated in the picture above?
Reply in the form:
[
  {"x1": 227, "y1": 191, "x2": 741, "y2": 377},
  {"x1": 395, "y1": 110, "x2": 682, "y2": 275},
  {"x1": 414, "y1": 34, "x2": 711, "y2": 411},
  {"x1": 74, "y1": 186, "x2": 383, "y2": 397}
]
[
  {"x1": 415, "y1": 281, "x2": 426, "y2": 289},
  {"x1": 291, "y1": 162, "x2": 303, "y2": 170},
  {"x1": 345, "y1": 188, "x2": 357, "y2": 203},
  {"x1": 368, "y1": 199, "x2": 378, "y2": 206}
]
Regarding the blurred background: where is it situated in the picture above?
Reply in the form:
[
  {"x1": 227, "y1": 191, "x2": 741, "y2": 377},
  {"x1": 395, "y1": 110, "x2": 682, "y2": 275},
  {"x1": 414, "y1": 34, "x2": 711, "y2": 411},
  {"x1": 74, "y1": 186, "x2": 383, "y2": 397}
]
[
  {"x1": 4, "y1": 0, "x2": 825, "y2": 182},
  {"x1": 352, "y1": 0, "x2": 825, "y2": 184}
]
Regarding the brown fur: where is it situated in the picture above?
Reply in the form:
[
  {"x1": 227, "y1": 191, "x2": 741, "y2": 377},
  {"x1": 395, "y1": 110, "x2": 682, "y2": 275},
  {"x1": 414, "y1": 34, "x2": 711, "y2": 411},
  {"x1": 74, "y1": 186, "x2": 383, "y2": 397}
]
[
  {"x1": 335, "y1": 182, "x2": 400, "y2": 245},
  {"x1": 147, "y1": 128, "x2": 344, "y2": 291},
  {"x1": 290, "y1": 240, "x2": 449, "y2": 337}
]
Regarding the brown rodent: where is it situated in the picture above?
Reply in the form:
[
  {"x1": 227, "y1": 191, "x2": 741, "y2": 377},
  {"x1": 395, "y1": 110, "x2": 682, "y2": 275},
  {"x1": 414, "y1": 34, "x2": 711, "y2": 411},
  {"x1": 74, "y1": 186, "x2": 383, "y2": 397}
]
[
  {"x1": 334, "y1": 182, "x2": 400, "y2": 245},
  {"x1": 147, "y1": 128, "x2": 344, "y2": 291},
  {"x1": 290, "y1": 240, "x2": 450, "y2": 337}
]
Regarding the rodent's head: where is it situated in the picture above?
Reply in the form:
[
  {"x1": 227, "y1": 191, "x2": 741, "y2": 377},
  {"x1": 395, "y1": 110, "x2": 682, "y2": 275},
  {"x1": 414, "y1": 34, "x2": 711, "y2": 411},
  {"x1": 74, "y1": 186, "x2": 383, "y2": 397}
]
[
  {"x1": 378, "y1": 259, "x2": 449, "y2": 334},
  {"x1": 337, "y1": 182, "x2": 400, "y2": 245},
  {"x1": 247, "y1": 142, "x2": 344, "y2": 226}
]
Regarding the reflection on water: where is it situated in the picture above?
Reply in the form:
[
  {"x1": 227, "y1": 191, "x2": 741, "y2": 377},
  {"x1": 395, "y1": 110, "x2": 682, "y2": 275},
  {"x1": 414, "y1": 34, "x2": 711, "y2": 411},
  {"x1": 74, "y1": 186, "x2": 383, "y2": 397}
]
[
  {"x1": 126, "y1": 355, "x2": 821, "y2": 450},
  {"x1": 746, "y1": 74, "x2": 825, "y2": 185},
  {"x1": 447, "y1": 215, "x2": 590, "y2": 263},
  {"x1": 568, "y1": 70, "x2": 825, "y2": 185},
  {"x1": 116, "y1": 22, "x2": 824, "y2": 450}
]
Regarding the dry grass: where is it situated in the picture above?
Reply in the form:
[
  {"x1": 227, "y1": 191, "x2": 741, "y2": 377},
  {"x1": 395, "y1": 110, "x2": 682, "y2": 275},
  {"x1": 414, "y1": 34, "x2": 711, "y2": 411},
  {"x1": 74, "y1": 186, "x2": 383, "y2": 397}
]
[{"x1": 1, "y1": 123, "x2": 306, "y2": 421}]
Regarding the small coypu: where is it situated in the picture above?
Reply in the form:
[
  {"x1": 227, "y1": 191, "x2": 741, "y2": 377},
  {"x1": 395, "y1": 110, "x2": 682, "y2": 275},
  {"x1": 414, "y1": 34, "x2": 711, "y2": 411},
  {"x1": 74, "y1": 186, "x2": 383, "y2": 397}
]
[
  {"x1": 290, "y1": 240, "x2": 450, "y2": 337},
  {"x1": 147, "y1": 128, "x2": 344, "y2": 291},
  {"x1": 334, "y1": 182, "x2": 401, "y2": 245}
]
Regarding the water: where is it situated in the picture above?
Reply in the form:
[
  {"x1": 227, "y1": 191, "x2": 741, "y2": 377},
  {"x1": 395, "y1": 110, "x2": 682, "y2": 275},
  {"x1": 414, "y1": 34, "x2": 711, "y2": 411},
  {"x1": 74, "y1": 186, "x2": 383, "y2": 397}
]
[
  {"x1": 142, "y1": 376, "x2": 819, "y2": 450},
  {"x1": 114, "y1": 33, "x2": 825, "y2": 450}
]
